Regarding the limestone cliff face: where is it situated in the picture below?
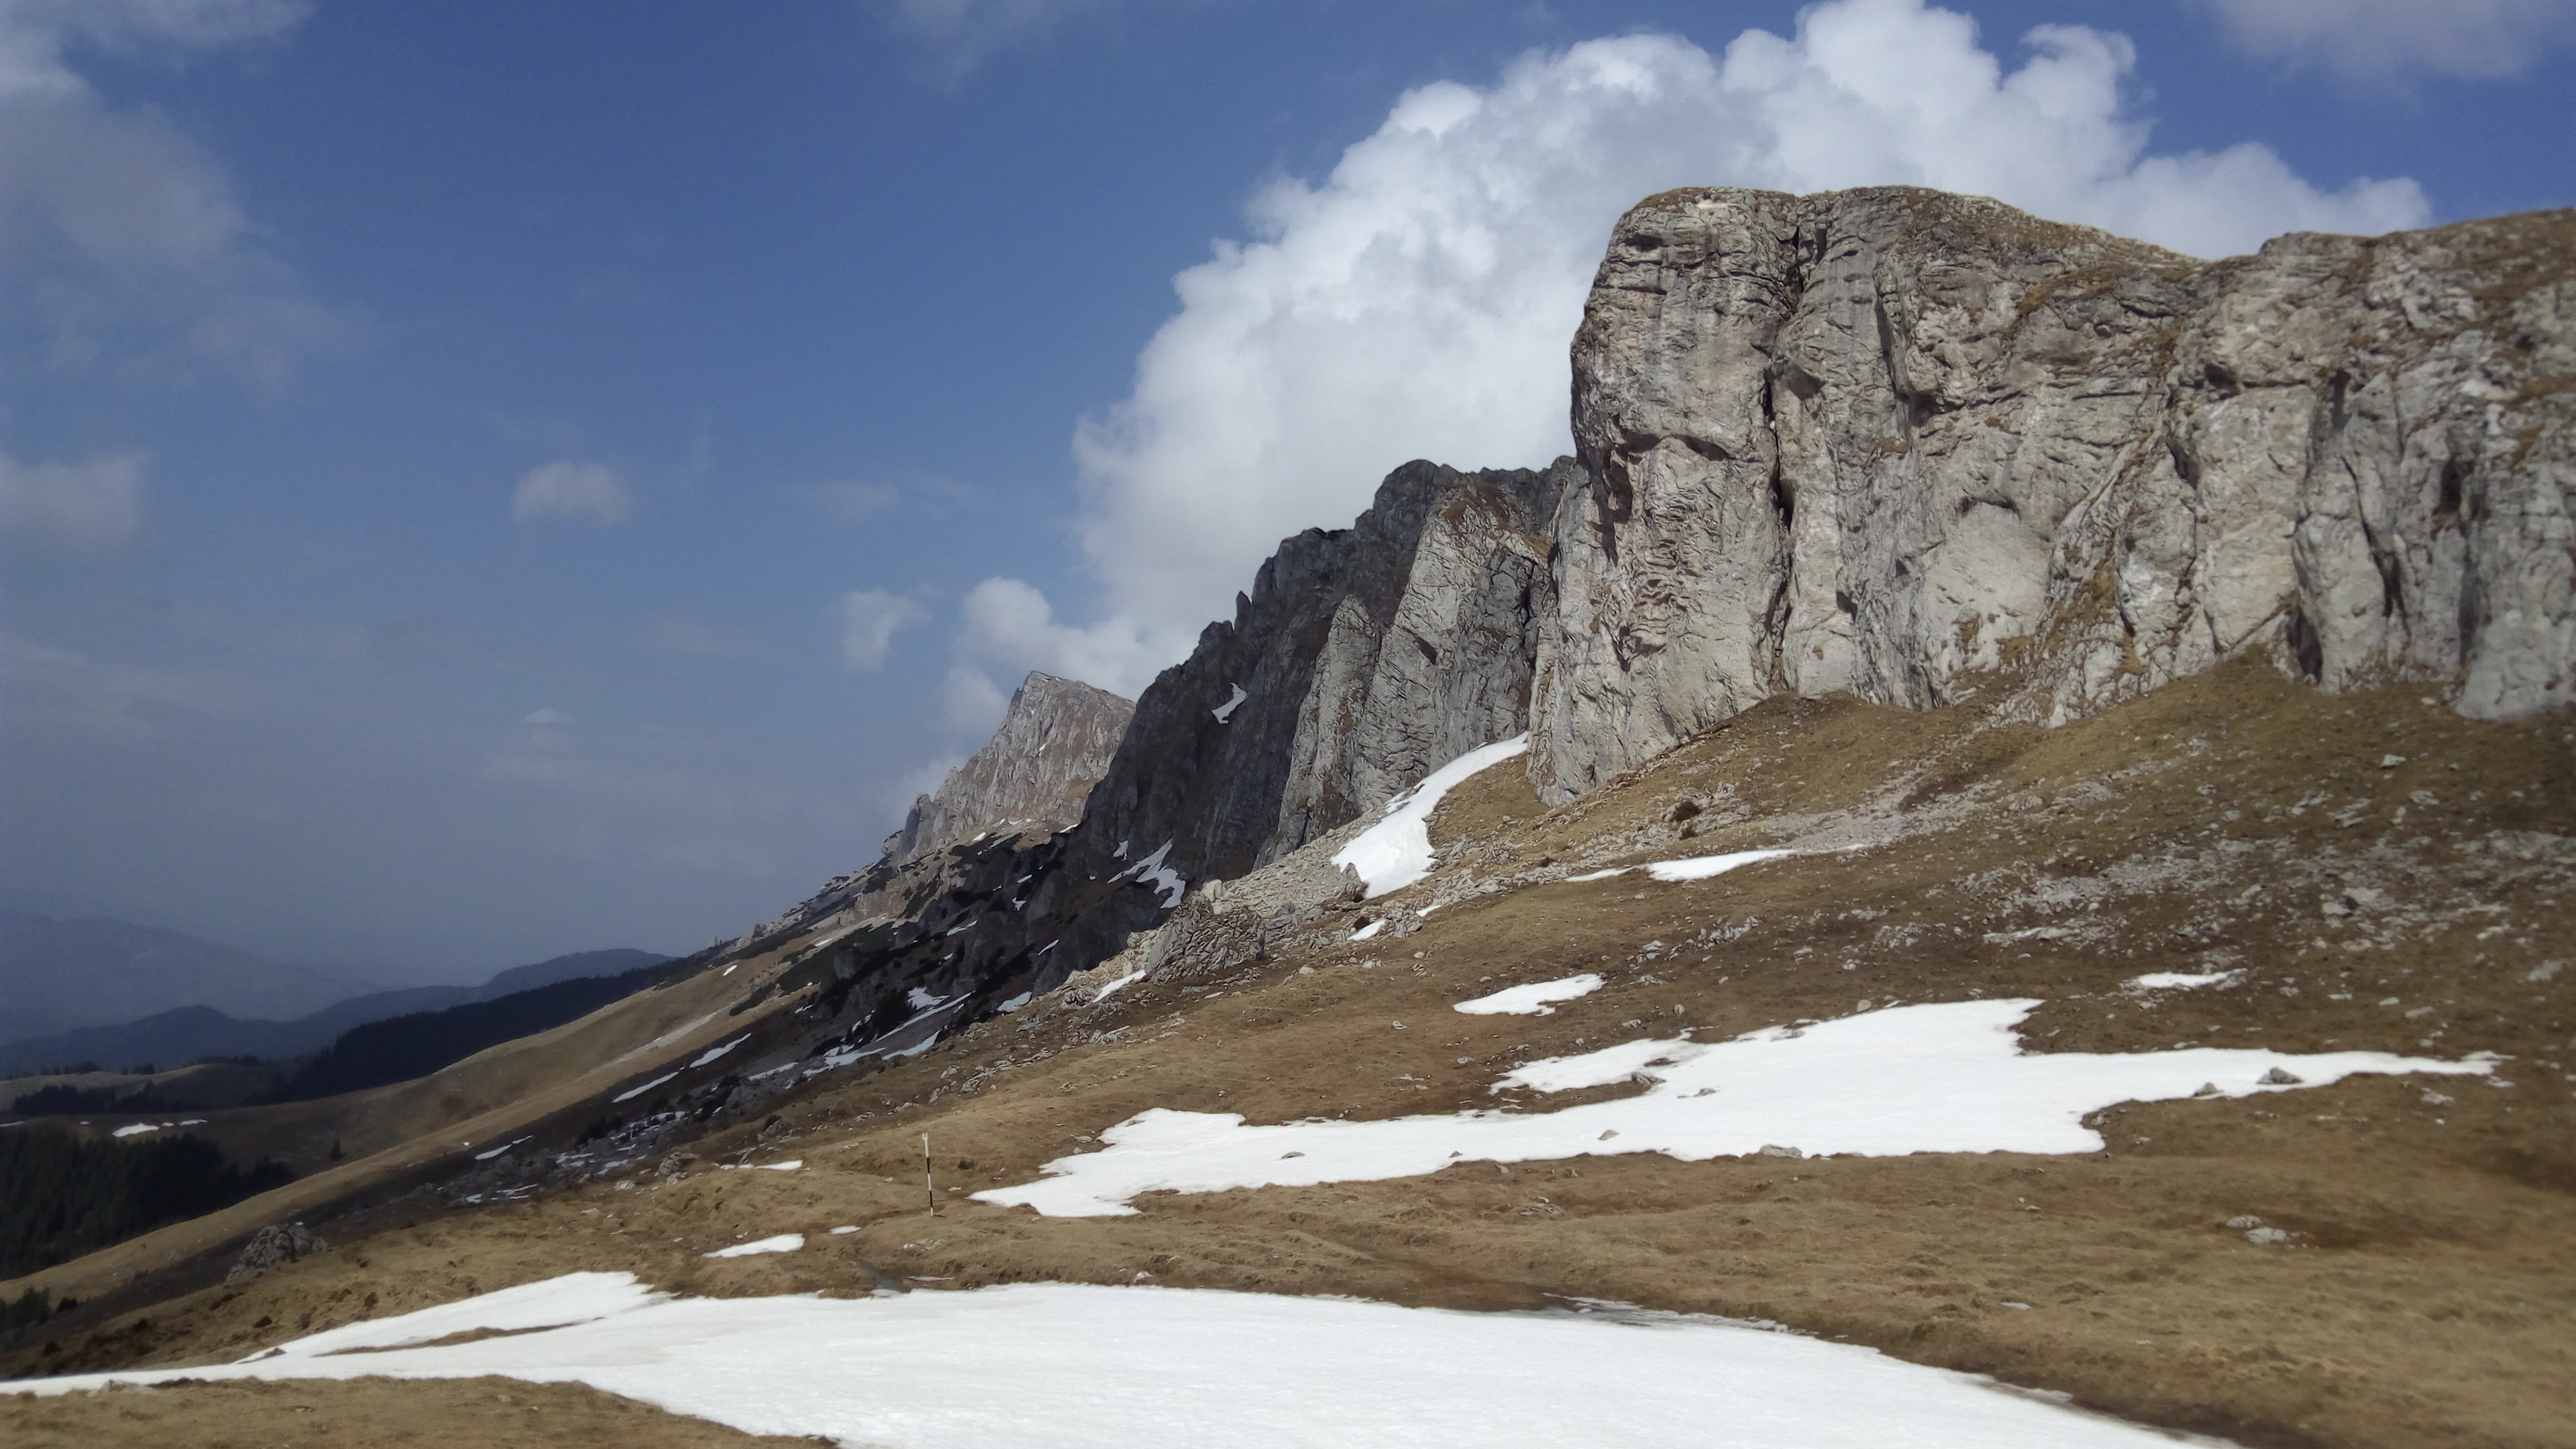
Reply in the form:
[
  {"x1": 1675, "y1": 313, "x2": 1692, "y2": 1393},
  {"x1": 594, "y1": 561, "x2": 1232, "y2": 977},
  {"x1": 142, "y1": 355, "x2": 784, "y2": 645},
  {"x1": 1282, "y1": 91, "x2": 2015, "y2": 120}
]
[
  {"x1": 882, "y1": 672, "x2": 1134, "y2": 866},
  {"x1": 1071, "y1": 459, "x2": 1575, "y2": 906},
  {"x1": 1534, "y1": 187, "x2": 2574, "y2": 799}
]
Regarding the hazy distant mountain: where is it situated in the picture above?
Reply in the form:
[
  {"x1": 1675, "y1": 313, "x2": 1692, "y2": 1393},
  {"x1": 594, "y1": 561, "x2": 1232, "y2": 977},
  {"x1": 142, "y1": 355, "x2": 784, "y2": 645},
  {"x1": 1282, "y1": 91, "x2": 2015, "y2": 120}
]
[
  {"x1": 0, "y1": 947, "x2": 674, "y2": 1078},
  {"x1": 0, "y1": 912, "x2": 364, "y2": 1044}
]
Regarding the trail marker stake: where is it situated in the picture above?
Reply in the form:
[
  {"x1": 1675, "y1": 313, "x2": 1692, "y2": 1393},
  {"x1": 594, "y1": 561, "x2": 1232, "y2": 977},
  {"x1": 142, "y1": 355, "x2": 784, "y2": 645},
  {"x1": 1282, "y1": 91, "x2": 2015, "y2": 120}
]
[{"x1": 923, "y1": 1133, "x2": 935, "y2": 1216}]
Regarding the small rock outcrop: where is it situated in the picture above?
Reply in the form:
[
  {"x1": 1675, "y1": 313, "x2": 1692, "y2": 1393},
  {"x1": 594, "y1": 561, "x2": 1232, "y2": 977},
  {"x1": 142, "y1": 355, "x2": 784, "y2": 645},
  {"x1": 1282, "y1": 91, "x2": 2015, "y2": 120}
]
[
  {"x1": 882, "y1": 672, "x2": 1134, "y2": 866},
  {"x1": 1533, "y1": 186, "x2": 2574, "y2": 799},
  {"x1": 224, "y1": 1221, "x2": 325, "y2": 1283}
]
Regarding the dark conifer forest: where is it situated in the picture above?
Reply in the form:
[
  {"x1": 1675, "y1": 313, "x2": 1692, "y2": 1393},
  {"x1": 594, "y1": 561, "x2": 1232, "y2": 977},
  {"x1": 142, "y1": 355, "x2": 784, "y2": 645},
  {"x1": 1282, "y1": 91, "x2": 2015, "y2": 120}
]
[{"x1": 0, "y1": 1129, "x2": 293, "y2": 1280}]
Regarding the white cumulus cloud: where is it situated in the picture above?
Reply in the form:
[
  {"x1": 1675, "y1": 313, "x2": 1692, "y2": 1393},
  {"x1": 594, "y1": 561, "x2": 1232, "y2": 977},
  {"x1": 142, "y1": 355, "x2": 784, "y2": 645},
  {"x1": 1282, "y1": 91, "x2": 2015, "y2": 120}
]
[
  {"x1": 1009, "y1": 0, "x2": 2433, "y2": 684},
  {"x1": 2193, "y1": 0, "x2": 2576, "y2": 78},
  {"x1": 0, "y1": 448, "x2": 145, "y2": 543},
  {"x1": 835, "y1": 589, "x2": 931, "y2": 673},
  {"x1": 512, "y1": 461, "x2": 630, "y2": 527}
]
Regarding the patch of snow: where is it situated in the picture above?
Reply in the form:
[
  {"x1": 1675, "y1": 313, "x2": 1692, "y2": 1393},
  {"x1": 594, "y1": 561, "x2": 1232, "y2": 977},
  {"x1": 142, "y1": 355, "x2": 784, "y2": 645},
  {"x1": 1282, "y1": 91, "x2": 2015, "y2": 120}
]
[
  {"x1": 1562, "y1": 867, "x2": 1629, "y2": 883},
  {"x1": 612, "y1": 1072, "x2": 678, "y2": 1104},
  {"x1": 753, "y1": 1161, "x2": 802, "y2": 1172},
  {"x1": 111, "y1": 1123, "x2": 162, "y2": 1138},
  {"x1": 1645, "y1": 849, "x2": 1794, "y2": 883},
  {"x1": 829, "y1": 1225, "x2": 858, "y2": 1235},
  {"x1": 704, "y1": 1234, "x2": 804, "y2": 1259},
  {"x1": 691, "y1": 1035, "x2": 751, "y2": 1069},
  {"x1": 33, "y1": 1273, "x2": 2236, "y2": 1448},
  {"x1": 1332, "y1": 736, "x2": 1530, "y2": 898},
  {"x1": 998, "y1": 992, "x2": 1033, "y2": 1014},
  {"x1": 746, "y1": 1062, "x2": 798, "y2": 1081},
  {"x1": 1212, "y1": 684, "x2": 1247, "y2": 723},
  {"x1": 239, "y1": 1273, "x2": 665, "y2": 1361},
  {"x1": 1349, "y1": 920, "x2": 1385, "y2": 941},
  {"x1": 1453, "y1": 974, "x2": 1604, "y2": 1017},
  {"x1": 2127, "y1": 972, "x2": 2237, "y2": 992},
  {"x1": 474, "y1": 1136, "x2": 533, "y2": 1162},
  {"x1": 976, "y1": 999, "x2": 2490, "y2": 1218},
  {"x1": 1090, "y1": 969, "x2": 1145, "y2": 1004},
  {"x1": 1493, "y1": 1038, "x2": 1682, "y2": 1093},
  {"x1": 907, "y1": 987, "x2": 948, "y2": 1011},
  {"x1": 1122, "y1": 840, "x2": 1187, "y2": 909}
]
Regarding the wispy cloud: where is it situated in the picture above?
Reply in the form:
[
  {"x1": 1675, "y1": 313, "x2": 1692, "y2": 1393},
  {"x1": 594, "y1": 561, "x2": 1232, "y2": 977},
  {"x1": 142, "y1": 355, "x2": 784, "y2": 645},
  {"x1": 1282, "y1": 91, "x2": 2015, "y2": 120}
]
[
  {"x1": 2192, "y1": 0, "x2": 2576, "y2": 79},
  {"x1": 0, "y1": 0, "x2": 348, "y2": 385},
  {"x1": 512, "y1": 460, "x2": 630, "y2": 527},
  {"x1": 0, "y1": 448, "x2": 145, "y2": 544},
  {"x1": 870, "y1": 0, "x2": 1111, "y2": 77},
  {"x1": 834, "y1": 588, "x2": 930, "y2": 672}
]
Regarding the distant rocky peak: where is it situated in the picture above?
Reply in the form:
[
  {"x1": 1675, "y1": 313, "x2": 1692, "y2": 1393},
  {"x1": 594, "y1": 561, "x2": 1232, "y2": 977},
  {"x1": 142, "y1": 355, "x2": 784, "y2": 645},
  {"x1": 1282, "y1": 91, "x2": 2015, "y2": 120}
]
[{"x1": 881, "y1": 671, "x2": 1135, "y2": 866}]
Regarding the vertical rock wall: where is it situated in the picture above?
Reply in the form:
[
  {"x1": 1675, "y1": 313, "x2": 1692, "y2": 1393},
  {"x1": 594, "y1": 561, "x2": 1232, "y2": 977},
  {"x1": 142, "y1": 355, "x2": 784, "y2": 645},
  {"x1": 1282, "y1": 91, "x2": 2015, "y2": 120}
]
[{"x1": 1531, "y1": 187, "x2": 2574, "y2": 800}]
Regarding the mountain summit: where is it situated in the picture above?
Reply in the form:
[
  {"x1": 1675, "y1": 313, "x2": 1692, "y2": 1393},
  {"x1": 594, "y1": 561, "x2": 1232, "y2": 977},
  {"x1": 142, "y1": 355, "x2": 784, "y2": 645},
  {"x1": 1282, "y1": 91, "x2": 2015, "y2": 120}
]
[{"x1": 880, "y1": 672, "x2": 1135, "y2": 866}]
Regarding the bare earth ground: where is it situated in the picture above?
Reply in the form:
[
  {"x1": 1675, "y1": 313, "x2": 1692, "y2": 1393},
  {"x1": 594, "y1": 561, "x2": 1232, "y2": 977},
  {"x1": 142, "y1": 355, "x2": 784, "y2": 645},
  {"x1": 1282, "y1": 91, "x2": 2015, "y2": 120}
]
[{"x1": 6, "y1": 660, "x2": 2572, "y2": 1449}]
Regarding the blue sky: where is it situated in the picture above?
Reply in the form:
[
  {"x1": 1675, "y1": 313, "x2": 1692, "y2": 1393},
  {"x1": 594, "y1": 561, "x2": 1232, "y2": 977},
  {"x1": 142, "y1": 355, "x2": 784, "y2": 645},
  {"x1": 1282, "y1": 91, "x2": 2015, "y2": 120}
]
[{"x1": 3, "y1": 0, "x2": 2571, "y2": 983}]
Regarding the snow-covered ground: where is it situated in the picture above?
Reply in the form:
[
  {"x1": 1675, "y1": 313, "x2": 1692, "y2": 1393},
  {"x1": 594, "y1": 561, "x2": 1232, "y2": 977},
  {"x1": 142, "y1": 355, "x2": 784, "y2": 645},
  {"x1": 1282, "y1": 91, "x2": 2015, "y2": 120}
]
[
  {"x1": 21, "y1": 1272, "x2": 2237, "y2": 1448},
  {"x1": 1644, "y1": 849, "x2": 1794, "y2": 882},
  {"x1": 974, "y1": 999, "x2": 2491, "y2": 1216},
  {"x1": 703, "y1": 1233, "x2": 803, "y2": 1258},
  {"x1": 1334, "y1": 736, "x2": 1529, "y2": 897},
  {"x1": 1453, "y1": 974, "x2": 1603, "y2": 1016}
]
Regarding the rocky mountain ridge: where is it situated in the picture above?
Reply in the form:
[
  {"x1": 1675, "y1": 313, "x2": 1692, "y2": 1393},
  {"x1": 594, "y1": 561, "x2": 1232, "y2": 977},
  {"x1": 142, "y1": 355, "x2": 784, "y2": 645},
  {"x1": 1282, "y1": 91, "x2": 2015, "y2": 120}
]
[{"x1": 880, "y1": 673, "x2": 1134, "y2": 867}]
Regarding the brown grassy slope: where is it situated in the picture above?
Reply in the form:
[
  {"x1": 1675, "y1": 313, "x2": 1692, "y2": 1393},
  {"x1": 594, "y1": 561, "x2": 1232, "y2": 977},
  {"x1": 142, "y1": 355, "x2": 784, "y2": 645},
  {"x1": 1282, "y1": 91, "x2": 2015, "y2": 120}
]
[
  {"x1": 1, "y1": 1375, "x2": 818, "y2": 1449},
  {"x1": 12, "y1": 659, "x2": 2574, "y2": 1449}
]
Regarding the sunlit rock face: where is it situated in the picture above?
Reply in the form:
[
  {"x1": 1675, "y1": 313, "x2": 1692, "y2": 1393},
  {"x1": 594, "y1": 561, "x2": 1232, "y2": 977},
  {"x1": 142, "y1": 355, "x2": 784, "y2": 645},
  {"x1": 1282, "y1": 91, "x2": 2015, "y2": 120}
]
[
  {"x1": 1531, "y1": 186, "x2": 2575, "y2": 800},
  {"x1": 883, "y1": 672, "x2": 1135, "y2": 866}
]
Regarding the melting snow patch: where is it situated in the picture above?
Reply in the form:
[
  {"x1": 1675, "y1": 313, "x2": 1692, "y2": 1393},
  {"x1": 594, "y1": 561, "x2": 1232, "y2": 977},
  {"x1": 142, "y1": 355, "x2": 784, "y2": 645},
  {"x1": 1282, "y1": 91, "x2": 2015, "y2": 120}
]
[
  {"x1": 1454, "y1": 974, "x2": 1603, "y2": 1016},
  {"x1": 111, "y1": 1124, "x2": 162, "y2": 1138},
  {"x1": 1212, "y1": 684, "x2": 1247, "y2": 723},
  {"x1": 906, "y1": 987, "x2": 947, "y2": 1011},
  {"x1": 1090, "y1": 969, "x2": 1145, "y2": 1004},
  {"x1": 474, "y1": 1137, "x2": 533, "y2": 1162},
  {"x1": 611, "y1": 1072, "x2": 678, "y2": 1104},
  {"x1": 704, "y1": 1234, "x2": 804, "y2": 1258},
  {"x1": 1645, "y1": 849, "x2": 1794, "y2": 883},
  {"x1": 1333, "y1": 735, "x2": 1529, "y2": 898},
  {"x1": 1562, "y1": 867, "x2": 1630, "y2": 883},
  {"x1": 1349, "y1": 920, "x2": 1385, "y2": 941},
  {"x1": 1121, "y1": 841, "x2": 1188, "y2": 909},
  {"x1": 976, "y1": 998, "x2": 2490, "y2": 1217},
  {"x1": 755, "y1": 1160, "x2": 802, "y2": 1172},
  {"x1": 691, "y1": 1035, "x2": 751, "y2": 1068},
  {"x1": 2127, "y1": 972, "x2": 2237, "y2": 992},
  {"x1": 998, "y1": 992, "x2": 1033, "y2": 1013},
  {"x1": 31, "y1": 1273, "x2": 2242, "y2": 1448}
]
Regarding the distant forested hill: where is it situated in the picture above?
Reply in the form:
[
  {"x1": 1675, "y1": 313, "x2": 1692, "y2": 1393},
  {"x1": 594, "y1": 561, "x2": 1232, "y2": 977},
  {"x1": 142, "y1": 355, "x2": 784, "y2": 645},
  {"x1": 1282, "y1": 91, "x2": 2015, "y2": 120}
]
[
  {"x1": 264, "y1": 957, "x2": 685, "y2": 1103},
  {"x1": 0, "y1": 948, "x2": 672, "y2": 1079},
  {"x1": 0, "y1": 913, "x2": 361, "y2": 1044}
]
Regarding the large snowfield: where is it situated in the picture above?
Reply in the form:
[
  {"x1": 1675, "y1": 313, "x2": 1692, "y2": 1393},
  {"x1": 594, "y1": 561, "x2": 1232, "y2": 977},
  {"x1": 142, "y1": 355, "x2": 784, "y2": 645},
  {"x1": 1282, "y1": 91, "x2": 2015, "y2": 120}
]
[
  {"x1": 22, "y1": 1271, "x2": 2239, "y2": 1447},
  {"x1": 974, "y1": 999, "x2": 2492, "y2": 1216}
]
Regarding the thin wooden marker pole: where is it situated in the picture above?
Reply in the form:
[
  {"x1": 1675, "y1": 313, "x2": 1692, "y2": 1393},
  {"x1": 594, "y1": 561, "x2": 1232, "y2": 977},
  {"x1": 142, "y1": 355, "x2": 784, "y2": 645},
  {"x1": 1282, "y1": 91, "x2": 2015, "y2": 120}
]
[{"x1": 922, "y1": 1133, "x2": 936, "y2": 1216}]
